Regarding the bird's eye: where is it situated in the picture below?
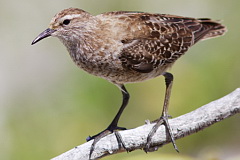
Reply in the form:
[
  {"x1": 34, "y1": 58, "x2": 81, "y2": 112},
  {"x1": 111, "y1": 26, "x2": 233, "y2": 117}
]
[{"x1": 63, "y1": 19, "x2": 71, "y2": 25}]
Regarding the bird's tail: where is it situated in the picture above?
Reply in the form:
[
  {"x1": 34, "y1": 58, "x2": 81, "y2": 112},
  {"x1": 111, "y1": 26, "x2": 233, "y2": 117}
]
[
  {"x1": 193, "y1": 18, "x2": 227, "y2": 43},
  {"x1": 200, "y1": 19, "x2": 227, "y2": 40}
]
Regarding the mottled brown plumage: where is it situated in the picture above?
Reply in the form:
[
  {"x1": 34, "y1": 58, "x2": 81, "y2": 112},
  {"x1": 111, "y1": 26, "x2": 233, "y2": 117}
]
[
  {"x1": 33, "y1": 8, "x2": 226, "y2": 84},
  {"x1": 32, "y1": 8, "x2": 227, "y2": 158}
]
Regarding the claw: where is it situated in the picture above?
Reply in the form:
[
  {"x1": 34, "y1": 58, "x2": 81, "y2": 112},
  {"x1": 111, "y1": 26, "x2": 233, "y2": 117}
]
[
  {"x1": 144, "y1": 116, "x2": 179, "y2": 153},
  {"x1": 144, "y1": 118, "x2": 164, "y2": 153},
  {"x1": 87, "y1": 127, "x2": 127, "y2": 159}
]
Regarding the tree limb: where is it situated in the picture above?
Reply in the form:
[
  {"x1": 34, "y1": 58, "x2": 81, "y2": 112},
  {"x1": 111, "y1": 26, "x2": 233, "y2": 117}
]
[{"x1": 51, "y1": 88, "x2": 240, "y2": 160}]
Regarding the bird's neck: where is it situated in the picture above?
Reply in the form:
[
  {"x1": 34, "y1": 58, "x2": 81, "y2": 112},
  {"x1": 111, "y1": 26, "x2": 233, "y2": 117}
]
[
  {"x1": 61, "y1": 29, "x2": 110, "y2": 74},
  {"x1": 59, "y1": 19, "x2": 122, "y2": 75}
]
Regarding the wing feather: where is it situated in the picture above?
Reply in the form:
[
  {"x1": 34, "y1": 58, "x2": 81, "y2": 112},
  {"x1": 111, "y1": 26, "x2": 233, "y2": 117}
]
[{"x1": 119, "y1": 14, "x2": 194, "y2": 73}]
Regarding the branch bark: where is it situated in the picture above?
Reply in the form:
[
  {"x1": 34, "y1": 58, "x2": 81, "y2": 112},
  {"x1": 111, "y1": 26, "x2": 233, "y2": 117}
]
[{"x1": 51, "y1": 88, "x2": 240, "y2": 160}]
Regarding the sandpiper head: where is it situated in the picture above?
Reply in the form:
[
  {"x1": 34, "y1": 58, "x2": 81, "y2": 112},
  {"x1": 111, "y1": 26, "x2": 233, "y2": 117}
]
[{"x1": 32, "y1": 8, "x2": 91, "y2": 45}]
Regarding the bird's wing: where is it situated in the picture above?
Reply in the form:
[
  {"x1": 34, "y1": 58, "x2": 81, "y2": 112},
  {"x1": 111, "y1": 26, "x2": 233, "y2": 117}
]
[
  {"x1": 117, "y1": 13, "x2": 195, "y2": 73},
  {"x1": 109, "y1": 12, "x2": 225, "y2": 73}
]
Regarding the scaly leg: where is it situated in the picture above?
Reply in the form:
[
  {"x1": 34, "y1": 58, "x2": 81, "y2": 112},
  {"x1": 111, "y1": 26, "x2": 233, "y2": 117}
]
[
  {"x1": 87, "y1": 84, "x2": 130, "y2": 159},
  {"x1": 144, "y1": 72, "x2": 179, "y2": 152}
]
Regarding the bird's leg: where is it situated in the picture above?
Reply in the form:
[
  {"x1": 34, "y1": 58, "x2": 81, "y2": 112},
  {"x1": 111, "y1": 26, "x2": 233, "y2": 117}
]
[
  {"x1": 86, "y1": 84, "x2": 130, "y2": 159},
  {"x1": 144, "y1": 72, "x2": 179, "y2": 153}
]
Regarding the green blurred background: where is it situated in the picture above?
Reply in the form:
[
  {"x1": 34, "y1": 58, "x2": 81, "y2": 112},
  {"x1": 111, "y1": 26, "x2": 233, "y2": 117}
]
[{"x1": 1, "y1": 0, "x2": 239, "y2": 160}]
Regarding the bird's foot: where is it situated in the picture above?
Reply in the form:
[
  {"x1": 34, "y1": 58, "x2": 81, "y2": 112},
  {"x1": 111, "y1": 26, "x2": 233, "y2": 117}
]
[
  {"x1": 144, "y1": 115, "x2": 179, "y2": 153},
  {"x1": 86, "y1": 126, "x2": 127, "y2": 159}
]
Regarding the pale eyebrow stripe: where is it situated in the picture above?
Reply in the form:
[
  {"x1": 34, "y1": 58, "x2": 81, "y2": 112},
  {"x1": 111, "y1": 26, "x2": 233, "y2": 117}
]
[{"x1": 60, "y1": 14, "x2": 82, "y2": 21}]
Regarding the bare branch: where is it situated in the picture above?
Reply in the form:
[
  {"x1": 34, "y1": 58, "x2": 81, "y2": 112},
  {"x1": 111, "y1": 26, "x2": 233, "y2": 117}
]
[{"x1": 51, "y1": 88, "x2": 240, "y2": 160}]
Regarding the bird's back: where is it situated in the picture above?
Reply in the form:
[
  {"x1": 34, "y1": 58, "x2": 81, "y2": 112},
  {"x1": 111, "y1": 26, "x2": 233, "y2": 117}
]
[{"x1": 100, "y1": 11, "x2": 227, "y2": 43}]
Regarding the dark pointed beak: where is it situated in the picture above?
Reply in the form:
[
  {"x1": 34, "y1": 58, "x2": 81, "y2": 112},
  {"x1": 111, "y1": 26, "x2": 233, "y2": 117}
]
[{"x1": 31, "y1": 28, "x2": 56, "y2": 45}]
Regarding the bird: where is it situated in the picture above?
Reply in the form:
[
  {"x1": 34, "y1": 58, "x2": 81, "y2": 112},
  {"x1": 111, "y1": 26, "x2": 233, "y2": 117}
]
[{"x1": 32, "y1": 8, "x2": 227, "y2": 158}]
